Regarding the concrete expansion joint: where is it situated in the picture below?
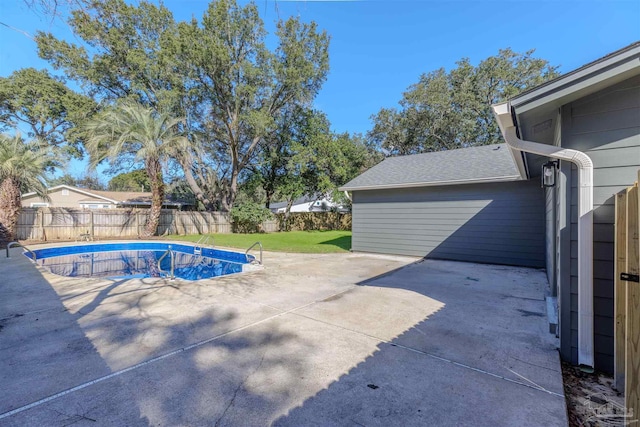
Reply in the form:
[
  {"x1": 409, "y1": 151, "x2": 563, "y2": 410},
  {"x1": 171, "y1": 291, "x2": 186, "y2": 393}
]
[
  {"x1": 288, "y1": 311, "x2": 565, "y2": 400},
  {"x1": 0, "y1": 287, "x2": 358, "y2": 421}
]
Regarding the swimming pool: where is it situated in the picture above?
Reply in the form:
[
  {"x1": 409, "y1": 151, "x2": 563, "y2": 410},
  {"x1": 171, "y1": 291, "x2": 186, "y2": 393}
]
[{"x1": 26, "y1": 242, "x2": 257, "y2": 281}]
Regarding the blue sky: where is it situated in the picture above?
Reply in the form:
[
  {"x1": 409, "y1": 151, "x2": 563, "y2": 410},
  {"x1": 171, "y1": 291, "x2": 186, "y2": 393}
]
[{"x1": 1, "y1": 0, "x2": 639, "y2": 178}]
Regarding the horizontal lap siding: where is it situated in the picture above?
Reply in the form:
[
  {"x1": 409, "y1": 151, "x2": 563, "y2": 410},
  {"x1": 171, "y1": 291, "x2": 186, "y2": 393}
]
[
  {"x1": 545, "y1": 186, "x2": 556, "y2": 287},
  {"x1": 563, "y1": 74, "x2": 640, "y2": 373},
  {"x1": 351, "y1": 180, "x2": 544, "y2": 267}
]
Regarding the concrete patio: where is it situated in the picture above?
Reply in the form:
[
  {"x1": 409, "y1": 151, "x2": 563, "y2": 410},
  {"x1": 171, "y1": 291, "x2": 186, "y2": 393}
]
[{"x1": 0, "y1": 243, "x2": 568, "y2": 426}]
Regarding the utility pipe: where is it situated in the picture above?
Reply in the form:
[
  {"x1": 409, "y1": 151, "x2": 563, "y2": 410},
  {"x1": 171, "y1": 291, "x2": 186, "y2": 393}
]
[{"x1": 492, "y1": 102, "x2": 594, "y2": 368}]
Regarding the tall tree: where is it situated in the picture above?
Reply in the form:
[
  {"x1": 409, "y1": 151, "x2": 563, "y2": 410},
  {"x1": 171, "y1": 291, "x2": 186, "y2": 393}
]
[
  {"x1": 368, "y1": 48, "x2": 559, "y2": 155},
  {"x1": 0, "y1": 133, "x2": 55, "y2": 243},
  {"x1": 253, "y1": 108, "x2": 381, "y2": 213},
  {"x1": 108, "y1": 169, "x2": 150, "y2": 192},
  {"x1": 49, "y1": 172, "x2": 105, "y2": 189},
  {"x1": 36, "y1": 0, "x2": 330, "y2": 212},
  {"x1": 36, "y1": 0, "x2": 182, "y2": 111},
  {"x1": 0, "y1": 68, "x2": 95, "y2": 158},
  {"x1": 173, "y1": 0, "x2": 330, "y2": 211},
  {"x1": 83, "y1": 100, "x2": 188, "y2": 237}
]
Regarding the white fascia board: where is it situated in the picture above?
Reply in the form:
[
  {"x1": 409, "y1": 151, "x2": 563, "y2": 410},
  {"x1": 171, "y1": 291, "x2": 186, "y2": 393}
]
[
  {"x1": 117, "y1": 201, "x2": 183, "y2": 206},
  {"x1": 338, "y1": 174, "x2": 523, "y2": 192},
  {"x1": 21, "y1": 184, "x2": 71, "y2": 198},
  {"x1": 22, "y1": 184, "x2": 120, "y2": 204},
  {"x1": 512, "y1": 52, "x2": 640, "y2": 114},
  {"x1": 66, "y1": 188, "x2": 120, "y2": 204},
  {"x1": 505, "y1": 145, "x2": 528, "y2": 179}
]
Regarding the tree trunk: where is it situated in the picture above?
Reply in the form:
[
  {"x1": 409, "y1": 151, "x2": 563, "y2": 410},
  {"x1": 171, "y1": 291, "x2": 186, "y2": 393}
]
[
  {"x1": 143, "y1": 158, "x2": 164, "y2": 237},
  {"x1": 0, "y1": 177, "x2": 22, "y2": 244},
  {"x1": 265, "y1": 191, "x2": 273, "y2": 210},
  {"x1": 221, "y1": 171, "x2": 238, "y2": 212},
  {"x1": 283, "y1": 197, "x2": 295, "y2": 231},
  {"x1": 180, "y1": 156, "x2": 212, "y2": 209}
]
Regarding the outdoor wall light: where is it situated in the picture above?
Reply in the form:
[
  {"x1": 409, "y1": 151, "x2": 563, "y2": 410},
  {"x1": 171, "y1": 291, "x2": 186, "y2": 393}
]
[{"x1": 542, "y1": 160, "x2": 559, "y2": 188}]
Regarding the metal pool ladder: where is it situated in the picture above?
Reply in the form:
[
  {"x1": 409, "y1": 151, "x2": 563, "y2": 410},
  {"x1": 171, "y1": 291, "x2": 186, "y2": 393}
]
[
  {"x1": 158, "y1": 246, "x2": 175, "y2": 279},
  {"x1": 194, "y1": 235, "x2": 214, "y2": 255},
  {"x1": 245, "y1": 241, "x2": 263, "y2": 265},
  {"x1": 6, "y1": 242, "x2": 36, "y2": 261}
]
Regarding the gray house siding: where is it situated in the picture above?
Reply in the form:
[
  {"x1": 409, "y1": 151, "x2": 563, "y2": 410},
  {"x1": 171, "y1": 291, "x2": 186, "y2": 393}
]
[
  {"x1": 351, "y1": 180, "x2": 545, "y2": 267},
  {"x1": 560, "y1": 74, "x2": 640, "y2": 372},
  {"x1": 545, "y1": 186, "x2": 556, "y2": 289}
]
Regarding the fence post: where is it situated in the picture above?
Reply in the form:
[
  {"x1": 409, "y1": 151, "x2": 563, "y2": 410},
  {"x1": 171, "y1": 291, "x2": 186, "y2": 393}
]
[
  {"x1": 615, "y1": 190, "x2": 628, "y2": 391},
  {"x1": 89, "y1": 210, "x2": 94, "y2": 239},
  {"x1": 40, "y1": 209, "x2": 46, "y2": 241},
  {"x1": 625, "y1": 179, "x2": 639, "y2": 422},
  {"x1": 35, "y1": 209, "x2": 41, "y2": 241}
]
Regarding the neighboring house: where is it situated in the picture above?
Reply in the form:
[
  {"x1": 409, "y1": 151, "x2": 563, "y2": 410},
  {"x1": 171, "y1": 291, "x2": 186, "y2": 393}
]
[
  {"x1": 269, "y1": 195, "x2": 346, "y2": 214},
  {"x1": 341, "y1": 41, "x2": 640, "y2": 373},
  {"x1": 21, "y1": 185, "x2": 189, "y2": 210}
]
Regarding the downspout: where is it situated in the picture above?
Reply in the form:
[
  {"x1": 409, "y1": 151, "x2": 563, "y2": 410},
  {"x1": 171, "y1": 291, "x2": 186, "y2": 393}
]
[{"x1": 492, "y1": 102, "x2": 594, "y2": 368}]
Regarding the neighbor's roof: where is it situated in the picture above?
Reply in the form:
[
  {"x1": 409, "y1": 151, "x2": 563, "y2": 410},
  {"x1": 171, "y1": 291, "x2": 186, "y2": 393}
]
[
  {"x1": 268, "y1": 195, "x2": 325, "y2": 210},
  {"x1": 339, "y1": 143, "x2": 523, "y2": 192},
  {"x1": 22, "y1": 184, "x2": 185, "y2": 206},
  {"x1": 89, "y1": 189, "x2": 156, "y2": 204},
  {"x1": 269, "y1": 196, "x2": 311, "y2": 210}
]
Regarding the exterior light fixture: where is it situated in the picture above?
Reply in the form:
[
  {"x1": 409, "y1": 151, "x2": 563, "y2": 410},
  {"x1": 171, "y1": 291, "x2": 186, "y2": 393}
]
[{"x1": 542, "y1": 160, "x2": 559, "y2": 188}]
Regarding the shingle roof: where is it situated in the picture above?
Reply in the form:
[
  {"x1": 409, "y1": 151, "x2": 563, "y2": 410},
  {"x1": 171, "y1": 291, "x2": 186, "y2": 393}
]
[
  {"x1": 268, "y1": 196, "x2": 313, "y2": 210},
  {"x1": 339, "y1": 143, "x2": 523, "y2": 191},
  {"x1": 89, "y1": 189, "x2": 154, "y2": 204}
]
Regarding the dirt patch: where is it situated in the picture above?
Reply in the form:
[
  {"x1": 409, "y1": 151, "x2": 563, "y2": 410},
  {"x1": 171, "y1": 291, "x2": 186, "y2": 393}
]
[{"x1": 561, "y1": 361, "x2": 631, "y2": 426}]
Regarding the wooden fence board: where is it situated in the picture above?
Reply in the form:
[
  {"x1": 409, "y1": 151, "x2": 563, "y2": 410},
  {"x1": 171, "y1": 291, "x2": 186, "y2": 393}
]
[
  {"x1": 615, "y1": 189, "x2": 627, "y2": 391},
  {"x1": 626, "y1": 178, "x2": 639, "y2": 423},
  {"x1": 15, "y1": 209, "x2": 351, "y2": 240},
  {"x1": 614, "y1": 172, "x2": 640, "y2": 423}
]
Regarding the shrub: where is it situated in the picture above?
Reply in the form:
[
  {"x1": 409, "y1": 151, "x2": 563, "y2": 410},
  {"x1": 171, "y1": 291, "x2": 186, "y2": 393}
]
[
  {"x1": 230, "y1": 202, "x2": 273, "y2": 233},
  {"x1": 276, "y1": 212, "x2": 351, "y2": 231}
]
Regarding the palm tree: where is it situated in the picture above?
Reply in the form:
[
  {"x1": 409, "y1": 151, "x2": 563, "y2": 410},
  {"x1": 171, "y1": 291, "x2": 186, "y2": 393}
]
[
  {"x1": 83, "y1": 100, "x2": 188, "y2": 237},
  {"x1": 0, "y1": 133, "x2": 52, "y2": 243}
]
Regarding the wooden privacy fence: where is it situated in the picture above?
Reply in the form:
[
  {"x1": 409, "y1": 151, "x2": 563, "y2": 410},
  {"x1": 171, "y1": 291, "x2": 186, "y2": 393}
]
[
  {"x1": 15, "y1": 208, "x2": 350, "y2": 240},
  {"x1": 614, "y1": 170, "x2": 639, "y2": 424}
]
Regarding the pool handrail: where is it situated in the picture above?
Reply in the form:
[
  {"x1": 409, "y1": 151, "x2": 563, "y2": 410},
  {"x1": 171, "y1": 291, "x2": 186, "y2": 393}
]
[
  {"x1": 6, "y1": 242, "x2": 36, "y2": 261},
  {"x1": 196, "y1": 235, "x2": 214, "y2": 247},
  {"x1": 157, "y1": 246, "x2": 175, "y2": 279},
  {"x1": 245, "y1": 241, "x2": 262, "y2": 265}
]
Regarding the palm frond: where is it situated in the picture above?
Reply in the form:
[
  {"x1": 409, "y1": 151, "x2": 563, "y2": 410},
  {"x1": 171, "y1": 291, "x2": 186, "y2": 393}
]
[{"x1": 0, "y1": 132, "x2": 57, "y2": 199}]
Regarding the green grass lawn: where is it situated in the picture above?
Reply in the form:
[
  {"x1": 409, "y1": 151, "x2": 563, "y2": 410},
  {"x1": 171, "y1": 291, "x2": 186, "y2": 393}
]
[{"x1": 168, "y1": 230, "x2": 352, "y2": 253}]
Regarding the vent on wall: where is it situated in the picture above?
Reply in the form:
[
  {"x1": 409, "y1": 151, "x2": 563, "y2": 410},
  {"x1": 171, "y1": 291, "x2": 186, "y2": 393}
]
[
  {"x1": 61, "y1": 189, "x2": 69, "y2": 195},
  {"x1": 532, "y1": 119, "x2": 553, "y2": 135}
]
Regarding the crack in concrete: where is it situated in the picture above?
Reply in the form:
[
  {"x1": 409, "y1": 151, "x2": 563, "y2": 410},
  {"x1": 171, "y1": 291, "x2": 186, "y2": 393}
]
[{"x1": 215, "y1": 352, "x2": 266, "y2": 427}]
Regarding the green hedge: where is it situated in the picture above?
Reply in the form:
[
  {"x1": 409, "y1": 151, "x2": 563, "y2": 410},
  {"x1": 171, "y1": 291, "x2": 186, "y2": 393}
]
[{"x1": 275, "y1": 212, "x2": 351, "y2": 231}]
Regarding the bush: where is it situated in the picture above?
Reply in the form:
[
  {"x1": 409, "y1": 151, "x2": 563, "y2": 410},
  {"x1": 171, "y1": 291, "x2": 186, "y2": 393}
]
[
  {"x1": 230, "y1": 202, "x2": 273, "y2": 233},
  {"x1": 276, "y1": 212, "x2": 351, "y2": 231}
]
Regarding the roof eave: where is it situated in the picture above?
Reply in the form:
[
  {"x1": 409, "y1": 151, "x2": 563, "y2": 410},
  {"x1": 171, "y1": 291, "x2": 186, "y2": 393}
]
[
  {"x1": 511, "y1": 43, "x2": 640, "y2": 114},
  {"x1": 22, "y1": 184, "x2": 120, "y2": 204},
  {"x1": 116, "y1": 201, "x2": 184, "y2": 206},
  {"x1": 339, "y1": 174, "x2": 524, "y2": 192}
]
